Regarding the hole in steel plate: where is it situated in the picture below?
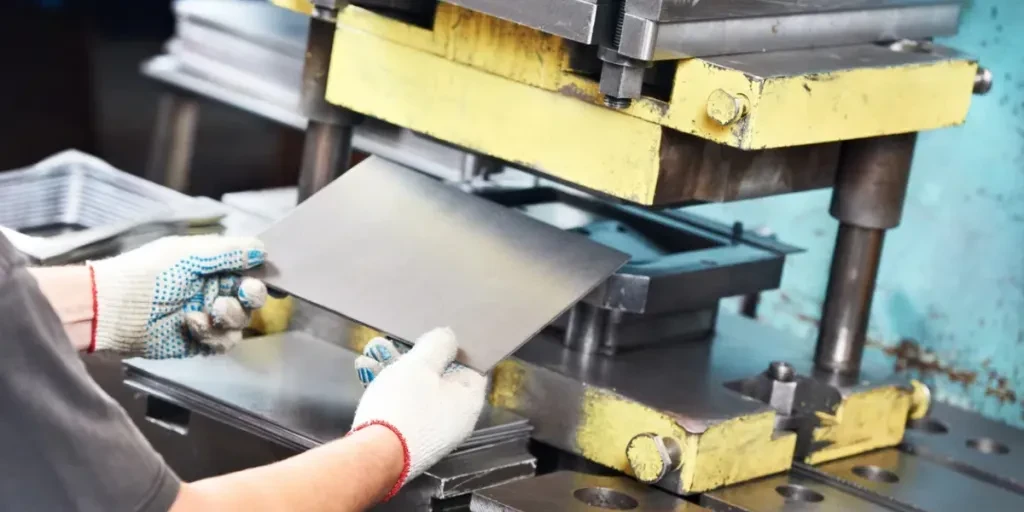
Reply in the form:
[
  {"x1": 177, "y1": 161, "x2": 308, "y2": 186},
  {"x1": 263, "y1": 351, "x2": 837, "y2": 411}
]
[
  {"x1": 852, "y1": 465, "x2": 900, "y2": 483},
  {"x1": 573, "y1": 488, "x2": 639, "y2": 510},
  {"x1": 775, "y1": 484, "x2": 825, "y2": 503},
  {"x1": 967, "y1": 437, "x2": 1010, "y2": 455},
  {"x1": 907, "y1": 417, "x2": 949, "y2": 434}
]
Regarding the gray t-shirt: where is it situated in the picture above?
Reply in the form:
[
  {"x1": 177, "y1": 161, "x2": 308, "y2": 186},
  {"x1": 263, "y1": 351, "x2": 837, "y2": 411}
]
[{"x1": 0, "y1": 233, "x2": 180, "y2": 511}]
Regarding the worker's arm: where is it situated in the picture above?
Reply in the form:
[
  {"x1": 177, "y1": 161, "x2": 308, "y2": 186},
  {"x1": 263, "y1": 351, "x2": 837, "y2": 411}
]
[
  {"x1": 27, "y1": 235, "x2": 269, "y2": 358},
  {"x1": 172, "y1": 425, "x2": 402, "y2": 511},
  {"x1": 170, "y1": 328, "x2": 486, "y2": 512}
]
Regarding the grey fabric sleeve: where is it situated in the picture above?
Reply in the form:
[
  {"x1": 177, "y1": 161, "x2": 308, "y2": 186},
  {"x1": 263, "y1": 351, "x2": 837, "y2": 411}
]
[{"x1": 0, "y1": 234, "x2": 180, "y2": 512}]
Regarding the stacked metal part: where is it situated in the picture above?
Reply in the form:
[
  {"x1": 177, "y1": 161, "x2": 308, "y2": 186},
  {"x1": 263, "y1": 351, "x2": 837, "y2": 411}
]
[{"x1": 123, "y1": 331, "x2": 536, "y2": 509}]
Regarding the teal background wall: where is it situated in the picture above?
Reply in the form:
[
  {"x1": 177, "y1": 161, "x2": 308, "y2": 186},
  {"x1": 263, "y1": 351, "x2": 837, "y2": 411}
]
[{"x1": 690, "y1": 0, "x2": 1024, "y2": 427}]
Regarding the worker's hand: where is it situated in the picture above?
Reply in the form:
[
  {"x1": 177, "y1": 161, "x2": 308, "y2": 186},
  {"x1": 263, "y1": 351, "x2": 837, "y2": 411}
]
[
  {"x1": 350, "y1": 328, "x2": 486, "y2": 500},
  {"x1": 86, "y1": 235, "x2": 268, "y2": 358}
]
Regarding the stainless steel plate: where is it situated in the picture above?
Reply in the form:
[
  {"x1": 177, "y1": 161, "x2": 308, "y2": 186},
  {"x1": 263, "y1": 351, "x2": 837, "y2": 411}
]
[{"x1": 254, "y1": 157, "x2": 628, "y2": 372}]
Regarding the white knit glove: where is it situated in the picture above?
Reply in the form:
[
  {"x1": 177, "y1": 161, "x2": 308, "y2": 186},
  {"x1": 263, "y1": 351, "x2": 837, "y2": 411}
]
[
  {"x1": 86, "y1": 235, "x2": 268, "y2": 358},
  {"x1": 351, "y1": 328, "x2": 487, "y2": 500}
]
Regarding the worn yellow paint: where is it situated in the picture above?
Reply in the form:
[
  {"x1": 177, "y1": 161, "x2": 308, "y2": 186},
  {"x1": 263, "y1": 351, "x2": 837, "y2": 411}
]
[
  {"x1": 687, "y1": 410, "x2": 796, "y2": 492},
  {"x1": 269, "y1": 0, "x2": 312, "y2": 15},
  {"x1": 326, "y1": 19, "x2": 663, "y2": 203},
  {"x1": 626, "y1": 435, "x2": 671, "y2": 483},
  {"x1": 908, "y1": 380, "x2": 932, "y2": 420},
  {"x1": 326, "y1": 4, "x2": 977, "y2": 153},
  {"x1": 345, "y1": 324, "x2": 384, "y2": 353},
  {"x1": 666, "y1": 58, "x2": 978, "y2": 149},
  {"x1": 488, "y1": 360, "x2": 527, "y2": 411},
  {"x1": 575, "y1": 387, "x2": 795, "y2": 494},
  {"x1": 248, "y1": 295, "x2": 294, "y2": 334},
  {"x1": 805, "y1": 385, "x2": 912, "y2": 465}
]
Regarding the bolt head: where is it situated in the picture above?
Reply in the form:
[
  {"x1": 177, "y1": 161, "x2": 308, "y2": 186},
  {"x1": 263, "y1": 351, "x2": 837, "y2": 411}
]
[
  {"x1": 768, "y1": 361, "x2": 795, "y2": 382},
  {"x1": 974, "y1": 67, "x2": 993, "y2": 95},
  {"x1": 626, "y1": 434, "x2": 680, "y2": 484},
  {"x1": 706, "y1": 89, "x2": 747, "y2": 125}
]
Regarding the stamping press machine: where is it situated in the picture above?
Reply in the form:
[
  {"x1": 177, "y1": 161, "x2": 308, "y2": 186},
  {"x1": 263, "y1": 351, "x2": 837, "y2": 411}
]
[{"x1": 134, "y1": 0, "x2": 1023, "y2": 510}]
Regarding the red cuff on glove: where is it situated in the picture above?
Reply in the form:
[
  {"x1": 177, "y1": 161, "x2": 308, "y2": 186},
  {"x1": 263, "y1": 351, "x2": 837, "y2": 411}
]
[
  {"x1": 87, "y1": 265, "x2": 98, "y2": 354},
  {"x1": 349, "y1": 420, "x2": 411, "y2": 502}
]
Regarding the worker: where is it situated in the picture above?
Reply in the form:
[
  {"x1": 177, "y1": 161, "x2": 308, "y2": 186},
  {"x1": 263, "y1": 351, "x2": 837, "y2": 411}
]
[{"x1": 0, "y1": 232, "x2": 486, "y2": 511}]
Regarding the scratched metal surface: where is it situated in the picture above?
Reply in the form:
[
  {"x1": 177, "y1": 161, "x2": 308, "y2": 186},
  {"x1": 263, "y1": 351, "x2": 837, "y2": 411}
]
[{"x1": 690, "y1": 0, "x2": 1024, "y2": 427}]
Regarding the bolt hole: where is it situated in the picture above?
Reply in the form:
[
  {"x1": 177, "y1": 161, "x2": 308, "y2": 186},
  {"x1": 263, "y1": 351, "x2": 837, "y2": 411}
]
[
  {"x1": 906, "y1": 418, "x2": 949, "y2": 435},
  {"x1": 573, "y1": 488, "x2": 639, "y2": 510},
  {"x1": 616, "y1": 224, "x2": 629, "y2": 233},
  {"x1": 775, "y1": 485, "x2": 824, "y2": 503},
  {"x1": 852, "y1": 465, "x2": 900, "y2": 483},
  {"x1": 967, "y1": 437, "x2": 1010, "y2": 455}
]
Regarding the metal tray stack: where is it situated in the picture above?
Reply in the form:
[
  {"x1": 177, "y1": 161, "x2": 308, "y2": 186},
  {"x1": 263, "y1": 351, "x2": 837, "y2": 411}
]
[
  {"x1": 0, "y1": 150, "x2": 226, "y2": 264},
  {"x1": 167, "y1": 0, "x2": 306, "y2": 110},
  {"x1": 123, "y1": 331, "x2": 535, "y2": 502}
]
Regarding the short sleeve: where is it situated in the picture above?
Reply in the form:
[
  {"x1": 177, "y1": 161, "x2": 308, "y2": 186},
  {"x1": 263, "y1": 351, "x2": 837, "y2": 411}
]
[{"x1": 0, "y1": 234, "x2": 180, "y2": 512}]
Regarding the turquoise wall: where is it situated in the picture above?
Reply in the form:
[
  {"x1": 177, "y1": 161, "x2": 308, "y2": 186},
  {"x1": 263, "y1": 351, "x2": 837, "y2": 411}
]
[{"x1": 690, "y1": 0, "x2": 1024, "y2": 427}]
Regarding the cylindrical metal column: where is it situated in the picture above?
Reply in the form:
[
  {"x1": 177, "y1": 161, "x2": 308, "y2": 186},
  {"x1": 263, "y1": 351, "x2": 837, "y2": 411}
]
[
  {"x1": 145, "y1": 93, "x2": 200, "y2": 191},
  {"x1": 815, "y1": 133, "x2": 916, "y2": 376},
  {"x1": 298, "y1": 122, "x2": 354, "y2": 201},
  {"x1": 564, "y1": 303, "x2": 623, "y2": 355},
  {"x1": 297, "y1": 11, "x2": 359, "y2": 202}
]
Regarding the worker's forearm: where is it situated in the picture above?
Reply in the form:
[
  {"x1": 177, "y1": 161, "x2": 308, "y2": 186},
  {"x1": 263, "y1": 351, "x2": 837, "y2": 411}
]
[
  {"x1": 172, "y1": 425, "x2": 405, "y2": 512},
  {"x1": 26, "y1": 266, "x2": 93, "y2": 351}
]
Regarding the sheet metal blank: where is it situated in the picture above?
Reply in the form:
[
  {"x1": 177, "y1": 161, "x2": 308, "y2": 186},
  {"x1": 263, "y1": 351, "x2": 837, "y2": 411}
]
[{"x1": 255, "y1": 157, "x2": 628, "y2": 372}]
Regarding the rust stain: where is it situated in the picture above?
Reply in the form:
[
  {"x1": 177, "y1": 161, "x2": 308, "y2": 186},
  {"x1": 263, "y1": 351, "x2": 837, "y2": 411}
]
[
  {"x1": 874, "y1": 338, "x2": 978, "y2": 389},
  {"x1": 557, "y1": 83, "x2": 596, "y2": 102},
  {"x1": 986, "y1": 377, "x2": 1017, "y2": 404}
]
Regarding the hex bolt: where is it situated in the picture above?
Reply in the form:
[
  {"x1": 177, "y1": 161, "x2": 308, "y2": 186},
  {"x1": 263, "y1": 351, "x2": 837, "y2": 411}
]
[
  {"x1": 767, "y1": 361, "x2": 795, "y2": 382},
  {"x1": 626, "y1": 433, "x2": 682, "y2": 484},
  {"x1": 974, "y1": 67, "x2": 993, "y2": 95},
  {"x1": 706, "y1": 89, "x2": 749, "y2": 126}
]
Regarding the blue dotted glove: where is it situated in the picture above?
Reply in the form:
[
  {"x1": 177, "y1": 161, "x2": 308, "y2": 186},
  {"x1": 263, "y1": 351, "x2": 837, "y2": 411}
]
[{"x1": 86, "y1": 235, "x2": 268, "y2": 358}]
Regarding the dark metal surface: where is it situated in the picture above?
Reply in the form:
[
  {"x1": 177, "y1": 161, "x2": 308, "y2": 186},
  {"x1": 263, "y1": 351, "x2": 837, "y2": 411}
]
[
  {"x1": 797, "y1": 448, "x2": 1024, "y2": 511},
  {"x1": 903, "y1": 401, "x2": 1024, "y2": 494},
  {"x1": 701, "y1": 472, "x2": 892, "y2": 511},
  {"x1": 831, "y1": 134, "x2": 917, "y2": 230},
  {"x1": 442, "y1": 0, "x2": 606, "y2": 44},
  {"x1": 655, "y1": 129, "x2": 840, "y2": 204},
  {"x1": 297, "y1": 121, "x2": 353, "y2": 201},
  {"x1": 470, "y1": 471, "x2": 711, "y2": 511},
  {"x1": 816, "y1": 134, "x2": 917, "y2": 377},
  {"x1": 480, "y1": 188, "x2": 799, "y2": 316},
  {"x1": 814, "y1": 225, "x2": 885, "y2": 376},
  {"x1": 123, "y1": 331, "x2": 531, "y2": 451},
  {"x1": 255, "y1": 157, "x2": 629, "y2": 372},
  {"x1": 145, "y1": 93, "x2": 200, "y2": 192}
]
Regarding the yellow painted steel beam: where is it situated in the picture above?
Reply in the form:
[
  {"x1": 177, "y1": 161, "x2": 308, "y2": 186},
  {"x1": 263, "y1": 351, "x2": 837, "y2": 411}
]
[
  {"x1": 805, "y1": 385, "x2": 914, "y2": 465},
  {"x1": 269, "y1": 0, "x2": 312, "y2": 15},
  {"x1": 326, "y1": 4, "x2": 977, "y2": 150},
  {"x1": 490, "y1": 359, "x2": 797, "y2": 495}
]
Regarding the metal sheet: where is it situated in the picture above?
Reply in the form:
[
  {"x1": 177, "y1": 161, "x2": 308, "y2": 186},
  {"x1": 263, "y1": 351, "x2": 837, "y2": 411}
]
[
  {"x1": 702, "y1": 472, "x2": 891, "y2": 512},
  {"x1": 123, "y1": 331, "x2": 530, "y2": 451},
  {"x1": 797, "y1": 448, "x2": 1024, "y2": 511},
  {"x1": 624, "y1": 0, "x2": 959, "y2": 22},
  {"x1": 902, "y1": 401, "x2": 1024, "y2": 494},
  {"x1": 254, "y1": 156, "x2": 629, "y2": 372},
  {"x1": 639, "y1": 4, "x2": 960, "y2": 60},
  {"x1": 470, "y1": 471, "x2": 710, "y2": 511},
  {"x1": 442, "y1": 0, "x2": 604, "y2": 44}
]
